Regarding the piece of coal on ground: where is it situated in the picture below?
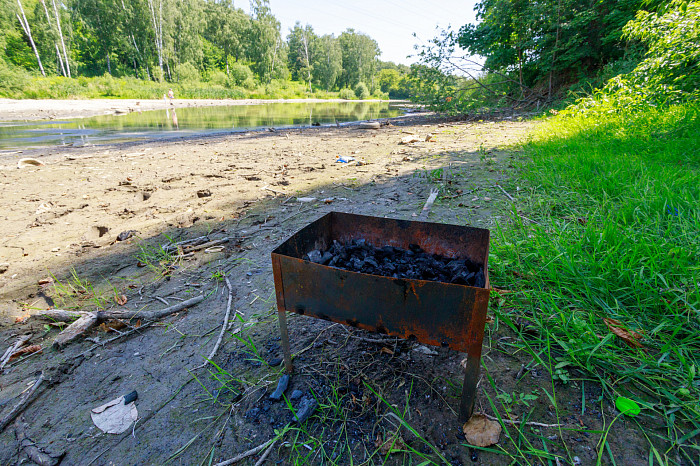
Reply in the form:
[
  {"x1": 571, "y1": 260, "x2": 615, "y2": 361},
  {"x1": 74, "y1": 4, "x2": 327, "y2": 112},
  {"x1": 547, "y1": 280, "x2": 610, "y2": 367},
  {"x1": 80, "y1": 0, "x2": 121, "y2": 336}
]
[{"x1": 303, "y1": 239, "x2": 485, "y2": 288}]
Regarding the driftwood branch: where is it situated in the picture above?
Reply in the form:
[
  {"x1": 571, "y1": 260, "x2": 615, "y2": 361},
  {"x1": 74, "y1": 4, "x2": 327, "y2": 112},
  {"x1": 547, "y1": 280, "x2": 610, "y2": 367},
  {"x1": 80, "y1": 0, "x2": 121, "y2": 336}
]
[
  {"x1": 0, "y1": 372, "x2": 45, "y2": 433},
  {"x1": 15, "y1": 416, "x2": 60, "y2": 466},
  {"x1": 51, "y1": 295, "x2": 205, "y2": 349},
  {"x1": 1, "y1": 334, "x2": 32, "y2": 370}
]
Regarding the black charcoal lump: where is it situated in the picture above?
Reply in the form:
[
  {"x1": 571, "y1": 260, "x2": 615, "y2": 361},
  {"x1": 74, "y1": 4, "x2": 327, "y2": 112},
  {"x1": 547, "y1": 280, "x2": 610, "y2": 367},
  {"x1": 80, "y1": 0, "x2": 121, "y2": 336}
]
[{"x1": 303, "y1": 239, "x2": 485, "y2": 288}]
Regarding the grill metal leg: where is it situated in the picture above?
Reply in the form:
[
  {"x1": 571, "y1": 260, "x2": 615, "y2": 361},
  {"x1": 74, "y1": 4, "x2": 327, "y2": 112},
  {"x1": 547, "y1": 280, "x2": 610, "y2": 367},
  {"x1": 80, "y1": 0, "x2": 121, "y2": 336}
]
[
  {"x1": 459, "y1": 354, "x2": 481, "y2": 422},
  {"x1": 277, "y1": 308, "x2": 293, "y2": 374}
]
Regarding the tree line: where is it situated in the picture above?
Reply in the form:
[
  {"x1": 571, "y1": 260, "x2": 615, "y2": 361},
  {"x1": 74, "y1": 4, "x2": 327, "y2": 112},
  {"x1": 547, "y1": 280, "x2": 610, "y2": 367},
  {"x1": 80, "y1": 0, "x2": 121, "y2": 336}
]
[
  {"x1": 0, "y1": 0, "x2": 412, "y2": 97},
  {"x1": 412, "y1": 0, "x2": 681, "y2": 112}
]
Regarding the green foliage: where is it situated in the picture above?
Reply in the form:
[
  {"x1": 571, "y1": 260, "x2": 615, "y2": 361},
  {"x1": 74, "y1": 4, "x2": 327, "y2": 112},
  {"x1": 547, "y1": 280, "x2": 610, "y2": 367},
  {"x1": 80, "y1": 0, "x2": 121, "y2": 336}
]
[
  {"x1": 353, "y1": 81, "x2": 369, "y2": 99},
  {"x1": 493, "y1": 103, "x2": 700, "y2": 439},
  {"x1": 312, "y1": 34, "x2": 342, "y2": 91},
  {"x1": 457, "y1": 0, "x2": 665, "y2": 90},
  {"x1": 338, "y1": 29, "x2": 380, "y2": 89},
  {"x1": 338, "y1": 87, "x2": 355, "y2": 100},
  {"x1": 227, "y1": 62, "x2": 255, "y2": 89},
  {"x1": 0, "y1": 0, "x2": 406, "y2": 100},
  {"x1": 207, "y1": 70, "x2": 228, "y2": 87},
  {"x1": 174, "y1": 62, "x2": 200, "y2": 83},
  {"x1": 286, "y1": 22, "x2": 316, "y2": 85},
  {"x1": 578, "y1": 1, "x2": 700, "y2": 111}
]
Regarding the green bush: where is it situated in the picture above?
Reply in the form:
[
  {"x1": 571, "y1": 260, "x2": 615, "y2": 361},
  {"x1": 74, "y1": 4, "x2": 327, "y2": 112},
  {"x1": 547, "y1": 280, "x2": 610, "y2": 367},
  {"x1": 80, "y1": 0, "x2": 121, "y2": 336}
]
[
  {"x1": 0, "y1": 61, "x2": 31, "y2": 98},
  {"x1": 174, "y1": 62, "x2": 200, "y2": 83},
  {"x1": 228, "y1": 63, "x2": 255, "y2": 89},
  {"x1": 354, "y1": 82, "x2": 369, "y2": 100},
  {"x1": 208, "y1": 70, "x2": 228, "y2": 87},
  {"x1": 339, "y1": 88, "x2": 355, "y2": 100}
]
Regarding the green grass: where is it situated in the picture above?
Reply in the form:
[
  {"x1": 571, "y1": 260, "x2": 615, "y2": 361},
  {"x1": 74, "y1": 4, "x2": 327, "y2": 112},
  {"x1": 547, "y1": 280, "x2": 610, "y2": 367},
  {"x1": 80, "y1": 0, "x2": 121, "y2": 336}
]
[{"x1": 490, "y1": 103, "x2": 700, "y2": 462}]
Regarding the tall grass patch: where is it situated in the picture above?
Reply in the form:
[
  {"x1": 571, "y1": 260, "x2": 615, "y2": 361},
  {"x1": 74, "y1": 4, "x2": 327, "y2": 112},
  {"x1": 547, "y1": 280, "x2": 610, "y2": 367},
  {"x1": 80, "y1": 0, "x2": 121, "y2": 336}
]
[{"x1": 491, "y1": 103, "x2": 699, "y2": 458}]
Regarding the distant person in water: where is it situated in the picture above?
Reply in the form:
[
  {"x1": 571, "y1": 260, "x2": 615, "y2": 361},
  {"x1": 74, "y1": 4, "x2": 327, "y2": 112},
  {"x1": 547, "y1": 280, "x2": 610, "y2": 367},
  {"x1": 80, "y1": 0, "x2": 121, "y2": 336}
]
[{"x1": 167, "y1": 88, "x2": 174, "y2": 103}]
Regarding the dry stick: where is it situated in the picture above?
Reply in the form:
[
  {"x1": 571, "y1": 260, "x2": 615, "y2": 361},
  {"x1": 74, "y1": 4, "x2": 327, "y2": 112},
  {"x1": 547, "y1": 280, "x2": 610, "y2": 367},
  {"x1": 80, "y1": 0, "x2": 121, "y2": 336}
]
[
  {"x1": 195, "y1": 277, "x2": 235, "y2": 370},
  {"x1": 51, "y1": 295, "x2": 205, "y2": 348},
  {"x1": 213, "y1": 439, "x2": 275, "y2": 466},
  {"x1": 496, "y1": 184, "x2": 515, "y2": 202},
  {"x1": 483, "y1": 413, "x2": 563, "y2": 428},
  {"x1": 0, "y1": 372, "x2": 44, "y2": 433},
  {"x1": 253, "y1": 440, "x2": 277, "y2": 466},
  {"x1": 15, "y1": 416, "x2": 59, "y2": 466},
  {"x1": 0, "y1": 334, "x2": 32, "y2": 370},
  {"x1": 418, "y1": 189, "x2": 439, "y2": 221},
  {"x1": 184, "y1": 238, "x2": 230, "y2": 253},
  {"x1": 261, "y1": 185, "x2": 285, "y2": 196}
]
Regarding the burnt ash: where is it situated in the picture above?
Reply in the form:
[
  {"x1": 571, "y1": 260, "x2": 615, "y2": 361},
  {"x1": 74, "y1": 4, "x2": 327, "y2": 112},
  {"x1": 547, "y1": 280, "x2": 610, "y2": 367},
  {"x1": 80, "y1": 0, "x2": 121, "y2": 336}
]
[{"x1": 304, "y1": 239, "x2": 485, "y2": 288}]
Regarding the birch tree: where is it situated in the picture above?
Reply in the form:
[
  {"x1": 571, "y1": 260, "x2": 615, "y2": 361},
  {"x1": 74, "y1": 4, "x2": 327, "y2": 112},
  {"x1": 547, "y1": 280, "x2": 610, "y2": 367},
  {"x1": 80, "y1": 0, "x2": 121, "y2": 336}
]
[{"x1": 15, "y1": 0, "x2": 45, "y2": 76}]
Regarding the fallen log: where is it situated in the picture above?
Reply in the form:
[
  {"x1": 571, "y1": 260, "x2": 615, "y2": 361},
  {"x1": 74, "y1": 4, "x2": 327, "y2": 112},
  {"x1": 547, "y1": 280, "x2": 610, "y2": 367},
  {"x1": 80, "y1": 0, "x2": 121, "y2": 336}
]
[{"x1": 51, "y1": 295, "x2": 205, "y2": 349}]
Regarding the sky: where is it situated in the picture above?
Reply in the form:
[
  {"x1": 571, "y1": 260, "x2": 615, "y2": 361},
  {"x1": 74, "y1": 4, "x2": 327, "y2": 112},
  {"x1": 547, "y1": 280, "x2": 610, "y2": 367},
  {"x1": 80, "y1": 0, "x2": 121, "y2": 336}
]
[{"x1": 239, "y1": 0, "x2": 480, "y2": 66}]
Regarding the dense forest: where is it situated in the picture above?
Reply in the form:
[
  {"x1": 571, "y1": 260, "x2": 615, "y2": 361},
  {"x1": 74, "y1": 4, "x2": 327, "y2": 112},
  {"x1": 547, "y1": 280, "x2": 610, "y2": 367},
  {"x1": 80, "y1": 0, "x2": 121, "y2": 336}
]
[{"x1": 0, "y1": 0, "x2": 412, "y2": 99}]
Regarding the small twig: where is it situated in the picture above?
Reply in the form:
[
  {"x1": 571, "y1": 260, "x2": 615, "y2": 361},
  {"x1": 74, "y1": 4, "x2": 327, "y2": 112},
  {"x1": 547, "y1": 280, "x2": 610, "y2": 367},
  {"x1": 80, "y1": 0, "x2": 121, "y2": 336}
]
[
  {"x1": 184, "y1": 238, "x2": 230, "y2": 253},
  {"x1": 253, "y1": 440, "x2": 277, "y2": 466},
  {"x1": 213, "y1": 439, "x2": 275, "y2": 466},
  {"x1": 261, "y1": 185, "x2": 285, "y2": 196},
  {"x1": 483, "y1": 413, "x2": 563, "y2": 428},
  {"x1": 348, "y1": 335, "x2": 401, "y2": 345},
  {"x1": 496, "y1": 184, "x2": 515, "y2": 202},
  {"x1": 0, "y1": 373, "x2": 44, "y2": 433},
  {"x1": 195, "y1": 277, "x2": 235, "y2": 370},
  {"x1": 155, "y1": 296, "x2": 169, "y2": 306},
  {"x1": 517, "y1": 214, "x2": 541, "y2": 225}
]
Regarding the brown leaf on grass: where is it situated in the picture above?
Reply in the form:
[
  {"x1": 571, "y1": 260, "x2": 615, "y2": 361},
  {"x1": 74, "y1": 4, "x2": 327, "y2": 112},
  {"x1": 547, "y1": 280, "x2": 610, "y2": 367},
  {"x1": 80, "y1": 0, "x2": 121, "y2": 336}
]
[
  {"x1": 604, "y1": 318, "x2": 644, "y2": 348},
  {"x1": 116, "y1": 295, "x2": 127, "y2": 306},
  {"x1": 8, "y1": 345, "x2": 42, "y2": 360},
  {"x1": 375, "y1": 433, "x2": 406, "y2": 455},
  {"x1": 380, "y1": 347, "x2": 394, "y2": 356},
  {"x1": 463, "y1": 414, "x2": 502, "y2": 447}
]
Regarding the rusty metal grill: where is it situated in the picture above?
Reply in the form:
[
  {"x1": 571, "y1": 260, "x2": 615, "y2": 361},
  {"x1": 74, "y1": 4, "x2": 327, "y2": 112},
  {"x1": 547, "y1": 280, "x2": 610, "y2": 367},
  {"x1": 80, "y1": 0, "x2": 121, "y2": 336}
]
[{"x1": 271, "y1": 211, "x2": 490, "y2": 420}]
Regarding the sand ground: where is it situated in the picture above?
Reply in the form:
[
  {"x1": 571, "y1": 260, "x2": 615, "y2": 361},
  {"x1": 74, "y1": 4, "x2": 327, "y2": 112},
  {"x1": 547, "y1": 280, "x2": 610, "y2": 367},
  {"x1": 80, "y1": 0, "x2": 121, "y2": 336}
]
[{"x1": 0, "y1": 108, "x2": 652, "y2": 465}]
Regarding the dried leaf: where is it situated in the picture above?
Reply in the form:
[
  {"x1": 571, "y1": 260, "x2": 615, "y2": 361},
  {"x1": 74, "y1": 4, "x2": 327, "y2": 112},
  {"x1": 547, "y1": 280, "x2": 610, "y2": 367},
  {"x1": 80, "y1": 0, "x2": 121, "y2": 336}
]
[
  {"x1": 9, "y1": 345, "x2": 42, "y2": 360},
  {"x1": 380, "y1": 347, "x2": 394, "y2": 356},
  {"x1": 375, "y1": 433, "x2": 406, "y2": 455},
  {"x1": 99, "y1": 321, "x2": 127, "y2": 333},
  {"x1": 604, "y1": 318, "x2": 644, "y2": 348},
  {"x1": 116, "y1": 294, "x2": 128, "y2": 305},
  {"x1": 38, "y1": 277, "x2": 54, "y2": 286},
  {"x1": 463, "y1": 414, "x2": 502, "y2": 447},
  {"x1": 14, "y1": 310, "x2": 31, "y2": 323}
]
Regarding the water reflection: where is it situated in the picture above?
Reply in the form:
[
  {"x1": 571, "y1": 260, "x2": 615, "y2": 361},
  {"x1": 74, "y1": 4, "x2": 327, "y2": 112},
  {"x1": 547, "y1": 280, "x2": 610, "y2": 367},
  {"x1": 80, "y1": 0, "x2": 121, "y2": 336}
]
[{"x1": 0, "y1": 101, "x2": 404, "y2": 151}]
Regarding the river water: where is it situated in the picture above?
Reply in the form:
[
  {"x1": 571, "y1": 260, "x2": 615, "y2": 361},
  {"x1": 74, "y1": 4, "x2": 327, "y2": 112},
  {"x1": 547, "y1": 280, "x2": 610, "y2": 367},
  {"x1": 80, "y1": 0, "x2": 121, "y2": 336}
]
[{"x1": 0, "y1": 101, "x2": 405, "y2": 151}]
